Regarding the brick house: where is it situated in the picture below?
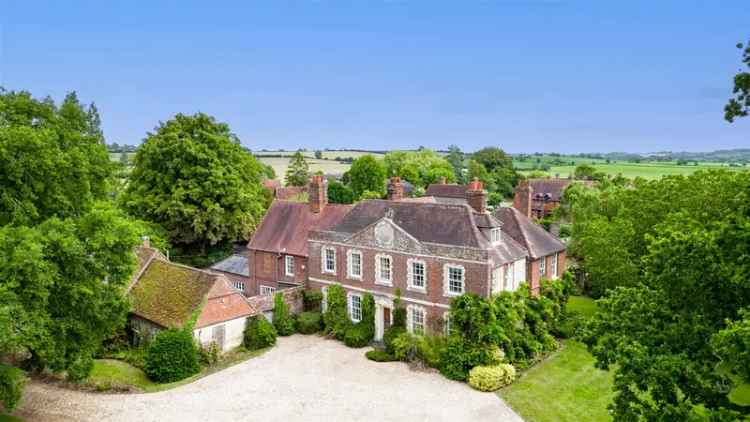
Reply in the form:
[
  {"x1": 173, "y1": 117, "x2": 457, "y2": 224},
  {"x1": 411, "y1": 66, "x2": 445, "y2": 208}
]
[
  {"x1": 493, "y1": 206, "x2": 566, "y2": 295},
  {"x1": 246, "y1": 175, "x2": 353, "y2": 297},
  {"x1": 128, "y1": 240, "x2": 256, "y2": 352},
  {"x1": 210, "y1": 253, "x2": 252, "y2": 293},
  {"x1": 513, "y1": 178, "x2": 595, "y2": 219},
  {"x1": 307, "y1": 179, "x2": 528, "y2": 340}
]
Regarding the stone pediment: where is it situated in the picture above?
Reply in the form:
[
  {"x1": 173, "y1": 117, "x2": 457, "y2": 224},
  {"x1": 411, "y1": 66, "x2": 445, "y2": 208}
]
[{"x1": 344, "y1": 217, "x2": 428, "y2": 254}]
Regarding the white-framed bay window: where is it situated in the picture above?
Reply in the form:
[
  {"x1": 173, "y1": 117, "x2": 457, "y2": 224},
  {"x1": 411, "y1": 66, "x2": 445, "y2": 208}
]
[
  {"x1": 489, "y1": 228, "x2": 501, "y2": 244},
  {"x1": 347, "y1": 249, "x2": 362, "y2": 280},
  {"x1": 375, "y1": 253, "x2": 392, "y2": 285},
  {"x1": 285, "y1": 255, "x2": 295, "y2": 276},
  {"x1": 407, "y1": 304, "x2": 426, "y2": 335},
  {"x1": 322, "y1": 246, "x2": 336, "y2": 274},
  {"x1": 539, "y1": 257, "x2": 546, "y2": 279},
  {"x1": 443, "y1": 264, "x2": 465, "y2": 296},
  {"x1": 407, "y1": 258, "x2": 426, "y2": 292},
  {"x1": 348, "y1": 293, "x2": 362, "y2": 323}
]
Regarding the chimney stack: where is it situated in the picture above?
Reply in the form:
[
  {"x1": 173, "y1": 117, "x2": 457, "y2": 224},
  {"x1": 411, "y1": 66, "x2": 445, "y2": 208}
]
[
  {"x1": 387, "y1": 176, "x2": 404, "y2": 201},
  {"x1": 513, "y1": 180, "x2": 533, "y2": 218},
  {"x1": 465, "y1": 178, "x2": 487, "y2": 213},
  {"x1": 141, "y1": 236, "x2": 150, "y2": 249},
  {"x1": 308, "y1": 175, "x2": 327, "y2": 213},
  {"x1": 438, "y1": 176, "x2": 447, "y2": 185}
]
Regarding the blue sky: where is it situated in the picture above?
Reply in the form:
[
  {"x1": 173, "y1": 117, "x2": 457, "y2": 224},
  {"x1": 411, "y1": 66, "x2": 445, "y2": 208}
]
[{"x1": 1, "y1": 1, "x2": 748, "y2": 153}]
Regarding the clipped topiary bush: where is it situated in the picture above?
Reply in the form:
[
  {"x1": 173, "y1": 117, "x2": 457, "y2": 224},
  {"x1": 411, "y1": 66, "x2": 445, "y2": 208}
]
[
  {"x1": 366, "y1": 349, "x2": 398, "y2": 362},
  {"x1": 144, "y1": 328, "x2": 201, "y2": 383},
  {"x1": 468, "y1": 364, "x2": 516, "y2": 392},
  {"x1": 344, "y1": 323, "x2": 372, "y2": 348},
  {"x1": 244, "y1": 315, "x2": 277, "y2": 350},
  {"x1": 0, "y1": 363, "x2": 26, "y2": 412},
  {"x1": 296, "y1": 311, "x2": 322, "y2": 334},
  {"x1": 392, "y1": 331, "x2": 419, "y2": 361},
  {"x1": 272, "y1": 293, "x2": 295, "y2": 336},
  {"x1": 383, "y1": 326, "x2": 406, "y2": 355}
]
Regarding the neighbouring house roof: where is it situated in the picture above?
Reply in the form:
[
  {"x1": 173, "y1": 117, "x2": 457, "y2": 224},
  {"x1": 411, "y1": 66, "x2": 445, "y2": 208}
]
[
  {"x1": 130, "y1": 246, "x2": 167, "y2": 289},
  {"x1": 262, "y1": 179, "x2": 281, "y2": 192},
  {"x1": 275, "y1": 186, "x2": 307, "y2": 201},
  {"x1": 493, "y1": 206, "x2": 566, "y2": 259},
  {"x1": 425, "y1": 183, "x2": 467, "y2": 199},
  {"x1": 210, "y1": 254, "x2": 250, "y2": 277},
  {"x1": 129, "y1": 248, "x2": 255, "y2": 329},
  {"x1": 247, "y1": 200, "x2": 354, "y2": 257},
  {"x1": 527, "y1": 178, "x2": 595, "y2": 202}
]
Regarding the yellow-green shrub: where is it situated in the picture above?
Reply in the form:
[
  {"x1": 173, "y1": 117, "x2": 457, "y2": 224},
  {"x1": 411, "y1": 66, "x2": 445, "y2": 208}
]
[{"x1": 468, "y1": 363, "x2": 516, "y2": 392}]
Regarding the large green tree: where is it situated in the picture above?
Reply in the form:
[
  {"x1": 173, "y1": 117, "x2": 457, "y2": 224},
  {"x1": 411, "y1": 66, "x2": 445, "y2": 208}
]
[
  {"x1": 122, "y1": 113, "x2": 267, "y2": 250},
  {"x1": 0, "y1": 90, "x2": 113, "y2": 226},
  {"x1": 471, "y1": 146, "x2": 513, "y2": 172},
  {"x1": 284, "y1": 151, "x2": 309, "y2": 187},
  {"x1": 445, "y1": 145, "x2": 466, "y2": 183},
  {"x1": 348, "y1": 154, "x2": 387, "y2": 197},
  {"x1": 725, "y1": 38, "x2": 750, "y2": 122},
  {"x1": 383, "y1": 149, "x2": 454, "y2": 189}
]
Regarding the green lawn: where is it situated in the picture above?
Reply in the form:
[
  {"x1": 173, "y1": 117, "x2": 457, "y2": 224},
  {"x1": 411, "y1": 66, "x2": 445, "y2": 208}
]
[
  {"x1": 499, "y1": 340, "x2": 614, "y2": 422},
  {"x1": 567, "y1": 295, "x2": 597, "y2": 319},
  {"x1": 0, "y1": 414, "x2": 26, "y2": 422},
  {"x1": 519, "y1": 161, "x2": 746, "y2": 180}
]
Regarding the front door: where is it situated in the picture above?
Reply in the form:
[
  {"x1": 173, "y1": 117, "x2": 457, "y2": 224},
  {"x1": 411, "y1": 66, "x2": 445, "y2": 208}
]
[{"x1": 383, "y1": 307, "x2": 391, "y2": 330}]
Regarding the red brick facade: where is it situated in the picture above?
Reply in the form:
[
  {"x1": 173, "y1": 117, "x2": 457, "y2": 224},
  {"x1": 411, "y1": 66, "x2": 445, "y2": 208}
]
[
  {"x1": 526, "y1": 251, "x2": 566, "y2": 294},
  {"x1": 248, "y1": 250, "x2": 307, "y2": 296}
]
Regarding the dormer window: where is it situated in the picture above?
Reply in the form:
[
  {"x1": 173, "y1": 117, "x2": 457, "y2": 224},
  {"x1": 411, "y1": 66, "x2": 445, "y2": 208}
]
[{"x1": 489, "y1": 228, "x2": 502, "y2": 244}]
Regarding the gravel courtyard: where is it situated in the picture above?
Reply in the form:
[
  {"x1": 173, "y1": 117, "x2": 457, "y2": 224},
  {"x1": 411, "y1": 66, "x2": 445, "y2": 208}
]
[{"x1": 14, "y1": 335, "x2": 523, "y2": 422}]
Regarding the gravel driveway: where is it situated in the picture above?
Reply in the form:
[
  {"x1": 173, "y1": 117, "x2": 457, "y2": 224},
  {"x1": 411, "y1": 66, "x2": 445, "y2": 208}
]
[{"x1": 14, "y1": 335, "x2": 523, "y2": 422}]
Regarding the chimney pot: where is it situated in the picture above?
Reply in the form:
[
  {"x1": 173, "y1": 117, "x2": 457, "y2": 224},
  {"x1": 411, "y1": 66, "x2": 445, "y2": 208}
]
[
  {"x1": 308, "y1": 175, "x2": 327, "y2": 213},
  {"x1": 387, "y1": 176, "x2": 404, "y2": 201},
  {"x1": 513, "y1": 180, "x2": 533, "y2": 218},
  {"x1": 465, "y1": 178, "x2": 487, "y2": 213},
  {"x1": 439, "y1": 176, "x2": 447, "y2": 184}
]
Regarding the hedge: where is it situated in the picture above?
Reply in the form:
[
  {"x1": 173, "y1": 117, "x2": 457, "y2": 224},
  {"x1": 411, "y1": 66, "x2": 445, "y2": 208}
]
[
  {"x1": 244, "y1": 315, "x2": 277, "y2": 350},
  {"x1": 365, "y1": 350, "x2": 398, "y2": 362},
  {"x1": 323, "y1": 284, "x2": 349, "y2": 340},
  {"x1": 296, "y1": 311, "x2": 322, "y2": 334},
  {"x1": 144, "y1": 328, "x2": 201, "y2": 383},
  {"x1": 272, "y1": 293, "x2": 295, "y2": 336},
  {"x1": 0, "y1": 364, "x2": 26, "y2": 412}
]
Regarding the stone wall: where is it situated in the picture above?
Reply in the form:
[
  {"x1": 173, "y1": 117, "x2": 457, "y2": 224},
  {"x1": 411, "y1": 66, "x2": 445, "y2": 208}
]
[{"x1": 247, "y1": 285, "x2": 305, "y2": 314}]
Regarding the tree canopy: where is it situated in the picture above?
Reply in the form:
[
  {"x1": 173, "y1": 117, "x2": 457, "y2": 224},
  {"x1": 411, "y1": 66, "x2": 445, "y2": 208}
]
[
  {"x1": 466, "y1": 147, "x2": 521, "y2": 203},
  {"x1": 471, "y1": 147, "x2": 513, "y2": 172},
  {"x1": 383, "y1": 149, "x2": 454, "y2": 189},
  {"x1": 445, "y1": 145, "x2": 466, "y2": 183},
  {"x1": 0, "y1": 89, "x2": 113, "y2": 226},
  {"x1": 573, "y1": 170, "x2": 750, "y2": 419},
  {"x1": 725, "y1": 38, "x2": 750, "y2": 122},
  {"x1": 347, "y1": 154, "x2": 387, "y2": 197},
  {"x1": 122, "y1": 113, "x2": 267, "y2": 249},
  {"x1": 285, "y1": 151, "x2": 310, "y2": 187}
]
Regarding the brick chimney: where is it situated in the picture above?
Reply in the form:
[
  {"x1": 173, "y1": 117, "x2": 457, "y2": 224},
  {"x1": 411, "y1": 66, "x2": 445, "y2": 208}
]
[
  {"x1": 465, "y1": 178, "x2": 487, "y2": 213},
  {"x1": 387, "y1": 176, "x2": 404, "y2": 201},
  {"x1": 438, "y1": 176, "x2": 447, "y2": 184},
  {"x1": 513, "y1": 180, "x2": 533, "y2": 218},
  {"x1": 141, "y1": 236, "x2": 150, "y2": 248},
  {"x1": 308, "y1": 175, "x2": 327, "y2": 213}
]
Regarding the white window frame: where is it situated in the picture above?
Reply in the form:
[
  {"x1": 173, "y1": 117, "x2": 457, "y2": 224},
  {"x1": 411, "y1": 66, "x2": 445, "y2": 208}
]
[
  {"x1": 285, "y1": 255, "x2": 295, "y2": 277},
  {"x1": 407, "y1": 304, "x2": 426, "y2": 335},
  {"x1": 443, "y1": 311, "x2": 451, "y2": 336},
  {"x1": 322, "y1": 246, "x2": 336, "y2": 274},
  {"x1": 443, "y1": 264, "x2": 465, "y2": 296},
  {"x1": 407, "y1": 258, "x2": 427, "y2": 293},
  {"x1": 539, "y1": 257, "x2": 546, "y2": 279},
  {"x1": 321, "y1": 287, "x2": 328, "y2": 312},
  {"x1": 233, "y1": 281, "x2": 245, "y2": 292},
  {"x1": 260, "y1": 285, "x2": 276, "y2": 296},
  {"x1": 347, "y1": 249, "x2": 363, "y2": 280},
  {"x1": 348, "y1": 293, "x2": 363, "y2": 323},
  {"x1": 375, "y1": 253, "x2": 393, "y2": 286},
  {"x1": 504, "y1": 264, "x2": 515, "y2": 291},
  {"x1": 551, "y1": 252, "x2": 558, "y2": 279},
  {"x1": 489, "y1": 228, "x2": 502, "y2": 244}
]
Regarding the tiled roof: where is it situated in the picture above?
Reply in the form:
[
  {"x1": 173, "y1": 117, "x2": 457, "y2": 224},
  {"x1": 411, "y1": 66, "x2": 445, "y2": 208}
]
[
  {"x1": 275, "y1": 186, "x2": 307, "y2": 200},
  {"x1": 425, "y1": 183, "x2": 467, "y2": 199},
  {"x1": 195, "y1": 277, "x2": 255, "y2": 328},
  {"x1": 493, "y1": 206, "x2": 565, "y2": 259},
  {"x1": 247, "y1": 200, "x2": 354, "y2": 257},
  {"x1": 329, "y1": 200, "x2": 482, "y2": 248},
  {"x1": 210, "y1": 254, "x2": 250, "y2": 277},
  {"x1": 527, "y1": 179, "x2": 595, "y2": 202}
]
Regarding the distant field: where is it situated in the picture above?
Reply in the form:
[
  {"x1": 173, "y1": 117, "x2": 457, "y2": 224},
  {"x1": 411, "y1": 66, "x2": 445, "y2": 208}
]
[
  {"x1": 258, "y1": 156, "x2": 352, "y2": 181},
  {"x1": 517, "y1": 160, "x2": 747, "y2": 180}
]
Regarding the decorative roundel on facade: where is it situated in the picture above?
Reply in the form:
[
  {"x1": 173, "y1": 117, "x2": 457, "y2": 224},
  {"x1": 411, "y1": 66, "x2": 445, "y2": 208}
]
[{"x1": 374, "y1": 220, "x2": 395, "y2": 248}]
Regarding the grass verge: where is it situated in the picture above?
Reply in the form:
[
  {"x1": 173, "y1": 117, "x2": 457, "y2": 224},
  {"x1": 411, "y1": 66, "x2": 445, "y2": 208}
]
[{"x1": 498, "y1": 340, "x2": 614, "y2": 422}]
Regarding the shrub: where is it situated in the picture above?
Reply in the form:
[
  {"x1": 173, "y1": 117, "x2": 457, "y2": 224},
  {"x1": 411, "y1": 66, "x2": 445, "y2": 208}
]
[
  {"x1": 272, "y1": 293, "x2": 295, "y2": 336},
  {"x1": 468, "y1": 364, "x2": 516, "y2": 392},
  {"x1": 344, "y1": 323, "x2": 374, "y2": 348},
  {"x1": 296, "y1": 311, "x2": 322, "y2": 334},
  {"x1": 199, "y1": 342, "x2": 220, "y2": 366},
  {"x1": 383, "y1": 326, "x2": 406, "y2": 354},
  {"x1": 439, "y1": 336, "x2": 497, "y2": 381},
  {"x1": 66, "y1": 354, "x2": 94, "y2": 382},
  {"x1": 144, "y1": 329, "x2": 201, "y2": 383},
  {"x1": 303, "y1": 290, "x2": 323, "y2": 312},
  {"x1": 392, "y1": 331, "x2": 419, "y2": 361},
  {"x1": 323, "y1": 284, "x2": 349, "y2": 340},
  {"x1": 0, "y1": 364, "x2": 26, "y2": 412},
  {"x1": 392, "y1": 292, "x2": 406, "y2": 328},
  {"x1": 244, "y1": 315, "x2": 277, "y2": 351},
  {"x1": 417, "y1": 335, "x2": 447, "y2": 368},
  {"x1": 366, "y1": 350, "x2": 398, "y2": 362}
]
